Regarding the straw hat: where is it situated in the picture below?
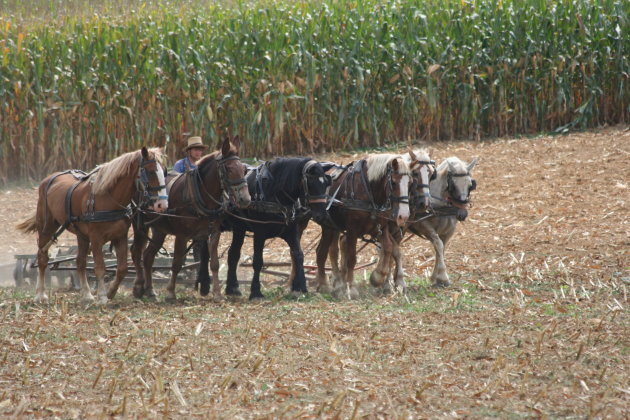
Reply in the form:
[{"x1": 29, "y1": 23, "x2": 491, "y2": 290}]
[{"x1": 183, "y1": 136, "x2": 208, "y2": 152}]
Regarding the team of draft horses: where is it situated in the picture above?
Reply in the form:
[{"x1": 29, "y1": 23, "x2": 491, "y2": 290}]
[{"x1": 17, "y1": 135, "x2": 477, "y2": 305}]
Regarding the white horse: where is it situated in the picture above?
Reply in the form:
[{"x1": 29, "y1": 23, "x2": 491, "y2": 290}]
[{"x1": 404, "y1": 156, "x2": 478, "y2": 287}]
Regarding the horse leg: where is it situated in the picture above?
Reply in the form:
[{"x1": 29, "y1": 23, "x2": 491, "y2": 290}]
[
  {"x1": 90, "y1": 238, "x2": 109, "y2": 305},
  {"x1": 335, "y1": 232, "x2": 359, "y2": 300},
  {"x1": 208, "y1": 221, "x2": 224, "y2": 301},
  {"x1": 329, "y1": 231, "x2": 342, "y2": 289},
  {"x1": 107, "y1": 237, "x2": 129, "y2": 300},
  {"x1": 390, "y1": 237, "x2": 407, "y2": 294},
  {"x1": 142, "y1": 230, "x2": 166, "y2": 300},
  {"x1": 196, "y1": 239, "x2": 211, "y2": 296},
  {"x1": 425, "y1": 230, "x2": 448, "y2": 287},
  {"x1": 165, "y1": 235, "x2": 188, "y2": 302},
  {"x1": 130, "y1": 226, "x2": 149, "y2": 298},
  {"x1": 226, "y1": 228, "x2": 245, "y2": 296},
  {"x1": 283, "y1": 229, "x2": 307, "y2": 294},
  {"x1": 315, "y1": 228, "x2": 335, "y2": 293},
  {"x1": 71, "y1": 235, "x2": 94, "y2": 303},
  {"x1": 370, "y1": 228, "x2": 393, "y2": 289},
  {"x1": 249, "y1": 233, "x2": 266, "y2": 300},
  {"x1": 34, "y1": 247, "x2": 50, "y2": 304}
]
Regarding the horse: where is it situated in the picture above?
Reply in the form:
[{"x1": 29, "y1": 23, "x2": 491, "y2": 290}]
[
  {"x1": 219, "y1": 157, "x2": 330, "y2": 300},
  {"x1": 403, "y1": 156, "x2": 478, "y2": 287},
  {"x1": 123, "y1": 135, "x2": 251, "y2": 302},
  {"x1": 313, "y1": 153, "x2": 412, "y2": 299},
  {"x1": 16, "y1": 147, "x2": 168, "y2": 304}
]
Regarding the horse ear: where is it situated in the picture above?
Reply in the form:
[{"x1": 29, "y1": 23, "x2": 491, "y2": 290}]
[
  {"x1": 231, "y1": 135, "x2": 241, "y2": 151},
  {"x1": 221, "y1": 136, "x2": 231, "y2": 155},
  {"x1": 141, "y1": 146, "x2": 149, "y2": 159},
  {"x1": 408, "y1": 149, "x2": 417, "y2": 161},
  {"x1": 467, "y1": 157, "x2": 478, "y2": 172},
  {"x1": 391, "y1": 158, "x2": 400, "y2": 171}
]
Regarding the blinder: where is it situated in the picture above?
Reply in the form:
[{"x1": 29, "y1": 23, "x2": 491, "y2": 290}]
[
  {"x1": 137, "y1": 156, "x2": 167, "y2": 207},
  {"x1": 302, "y1": 160, "x2": 330, "y2": 205}
]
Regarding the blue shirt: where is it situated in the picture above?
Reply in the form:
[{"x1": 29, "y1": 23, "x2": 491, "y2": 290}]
[{"x1": 173, "y1": 157, "x2": 196, "y2": 173}]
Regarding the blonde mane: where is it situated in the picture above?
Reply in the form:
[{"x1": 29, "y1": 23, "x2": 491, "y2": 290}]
[
  {"x1": 366, "y1": 154, "x2": 411, "y2": 182},
  {"x1": 91, "y1": 148, "x2": 163, "y2": 195},
  {"x1": 402, "y1": 149, "x2": 431, "y2": 169}
]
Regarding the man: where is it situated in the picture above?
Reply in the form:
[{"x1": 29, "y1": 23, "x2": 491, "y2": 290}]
[{"x1": 173, "y1": 136, "x2": 208, "y2": 173}]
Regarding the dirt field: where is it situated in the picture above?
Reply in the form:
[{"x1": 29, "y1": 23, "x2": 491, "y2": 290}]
[{"x1": 0, "y1": 126, "x2": 629, "y2": 418}]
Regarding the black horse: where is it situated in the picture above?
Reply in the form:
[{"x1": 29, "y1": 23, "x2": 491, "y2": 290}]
[{"x1": 198, "y1": 157, "x2": 330, "y2": 300}]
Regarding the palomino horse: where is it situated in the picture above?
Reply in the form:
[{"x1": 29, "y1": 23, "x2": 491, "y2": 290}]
[
  {"x1": 220, "y1": 157, "x2": 330, "y2": 300},
  {"x1": 322, "y1": 150, "x2": 434, "y2": 294},
  {"x1": 314, "y1": 154, "x2": 412, "y2": 299},
  {"x1": 125, "y1": 136, "x2": 251, "y2": 302},
  {"x1": 16, "y1": 147, "x2": 168, "y2": 304},
  {"x1": 404, "y1": 156, "x2": 477, "y2": 287}
]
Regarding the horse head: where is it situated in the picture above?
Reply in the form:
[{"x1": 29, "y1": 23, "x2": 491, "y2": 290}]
[
  {"x1": 435, "y1": 156, "x2": 477, "y2": 209},
  {"x1": 366, "y1": 154, "x2": 412, "y2": 227},
  {"x1": 139, "y1": 147, "x2": 168, "y2": 213},
  {"x1": 388, "y1": 157, "x2": 412, "y2": 227},
  {"x1": 301, "y1": 160, "x2": 331, "y2": 225},
  {"x1": 219, "y1": 135, "x2": 251, "y2": 208},
  {"x1": 405, "y1": 149, "x2": 435, "y2": 211}
]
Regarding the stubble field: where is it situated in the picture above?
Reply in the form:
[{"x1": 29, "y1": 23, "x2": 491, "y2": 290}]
[{"x1": 0, "y1": 127, "x2": 629, "y2": 418}]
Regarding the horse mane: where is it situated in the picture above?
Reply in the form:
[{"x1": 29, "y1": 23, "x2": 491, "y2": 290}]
[
  {"x1": 196, "y1": 151, "x2": 221, "y2": 175},
  {"x1": 265, "y1": 157, "x2": 312, "y2": 199},
  {"x1": 366, "y1": 154, "x2": 411, "y2": 182},
  {"x1": 402, "y1": 149, "x2": 431, "y2": 168},
  {"x1": 91, "y1": 147, "x2": 163, "y2": 195}
]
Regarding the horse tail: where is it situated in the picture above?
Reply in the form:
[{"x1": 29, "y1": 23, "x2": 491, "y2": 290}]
[{"x1": 16, "y1": 212, "x2": 38, "y2": 234}]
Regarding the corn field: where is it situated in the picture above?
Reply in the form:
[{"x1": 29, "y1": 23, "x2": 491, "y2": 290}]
[{"x1": 0, "y1": 0, "x2": 628, "y2": 183}]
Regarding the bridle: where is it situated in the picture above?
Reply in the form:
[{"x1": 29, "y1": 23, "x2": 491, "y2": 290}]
[
  {"x1": 217, "y1": 154, "x2": 248, "y2": 205},
  {"x1": 302, "y1": 159, "x2": 330, "y2": 206},
  {"x1": 135, "y1": 154, "x2": 167, "y2": 208},
  {"x1": 445, "y1": 170, "x2": 476, "y2": 205},
  {"x1": 409, "y1": 159, "x2": 436, "y2": 209}
]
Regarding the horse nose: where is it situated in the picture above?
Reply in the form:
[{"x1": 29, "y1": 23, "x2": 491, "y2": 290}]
[{"x1": 154, "y1": 199, "x2": 168, "y2": 213}]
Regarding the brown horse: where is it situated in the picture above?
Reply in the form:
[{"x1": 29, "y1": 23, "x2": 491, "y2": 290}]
[
  {"x1": 314, "y1": 153, "x2": 412, "y2": 299},
  {"x1": 16, "y1": 147, "x2": 168, "y2": 304},
  {"x1": 326, "y1": 149, "x2": 435, "y2": 294},
  {"x1": 126, "y1": 136, "x2": 251, "y2": 302}
]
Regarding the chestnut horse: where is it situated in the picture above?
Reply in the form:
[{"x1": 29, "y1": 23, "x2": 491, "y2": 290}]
[
  {"x1": 321, "y1": 150, "x2": 435, "y2": 294},
  {"x1": 16, "y1": 147, "x2": 168, "y2": 304},
  {"x1": 314, "y1": 154, "x2": 412, "y2": 299},
  {"x1": 126, "y1": 136, "x2": 251, "y2": 302}
]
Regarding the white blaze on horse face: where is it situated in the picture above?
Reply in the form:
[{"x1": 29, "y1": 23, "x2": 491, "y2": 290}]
[
  {"x1": 397, "y1": 174, "x2": 410, "y2": 226},
  {"x1": 153, "y1": 162, "x2": 168, "y2": 212},
  {"x1": 419, "y1": 165, "x2": 430, "y2": 208}
]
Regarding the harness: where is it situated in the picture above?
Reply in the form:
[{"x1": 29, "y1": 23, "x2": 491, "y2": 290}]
[
  {"x1": 331, "y1": 159, "x2": 409, "y2": 221},
  {"x1": 44, "y1": 154, "x2": 163, "y2": 246},
  {"x1": 232, "y1": 159, "x2": 324, "y2": 225},
  {"x1": 159, "y1": 154, "x2": 247, "y2": 220}
]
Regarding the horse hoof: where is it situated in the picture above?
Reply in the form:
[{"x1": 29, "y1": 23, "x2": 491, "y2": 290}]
[
  {"x1": 164, "y1": 295, "x2": 177, "y2": 303},
  {"x1": 249, "y1": 294, "x2": 265, "y2": 301},
  {"x1": 431, "y1": 280, "x2": 451, "y2": 288},
  {"x1": 97, "y1": 296, "x2": 109, "y2": 306},
  {"x1": 212, "y1": 293, "x2": 225, "y2": 303},
  {"x1": 34, "y1": 293, "x2": 49, "y2": 304},
  {"x1": 226, "y1": 288, "x2": 242, "y2": 297},
  {"x1": 80, "y1": 293, "x2": 95, "y2": 304},
  {"x1": 316, "y1": 284, "x2": 332, "y2": 294},
  {"x1": 132, "y1": 286, "x2": 145, "y2": 299}
]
